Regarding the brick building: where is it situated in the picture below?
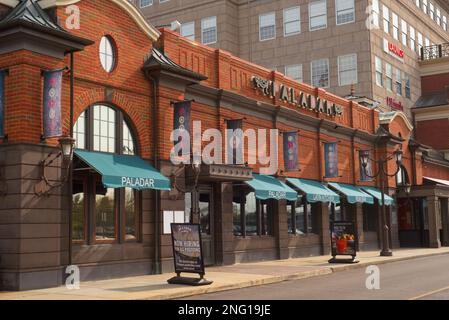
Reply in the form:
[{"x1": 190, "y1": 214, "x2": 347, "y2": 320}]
[
  {"x1": 0, "y1": 0, "x2": 448, "y2": 291},
  {"x1": 132, "y1": 0, "x2": 449, "y2": 118}
]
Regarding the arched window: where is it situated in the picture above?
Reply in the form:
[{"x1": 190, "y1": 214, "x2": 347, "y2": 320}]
[
  {"x1": 99, "y1": 36, "x2": 116, "y2": 73},
  {"x1": 396, "y1": 165, "x2": 410, "y2": 187},
  {"x1": 72, "y1": 105, "x2": 139, "y2": 244},
  {"x1": 74, "y1": 104, "x2": 136, "y2": 155}
]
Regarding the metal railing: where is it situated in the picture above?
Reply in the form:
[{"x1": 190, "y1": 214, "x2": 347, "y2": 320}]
[{"x1": 420, "y1": 43, "x2": 449, "y2": 61}]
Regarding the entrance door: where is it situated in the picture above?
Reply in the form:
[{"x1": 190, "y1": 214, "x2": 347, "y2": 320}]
[
  {"x1": 398, "y1": 198, "x2": 425, "y2": 247},
  {"x1": 198, "y1": 189, "x2": 215, "y2": 266}
]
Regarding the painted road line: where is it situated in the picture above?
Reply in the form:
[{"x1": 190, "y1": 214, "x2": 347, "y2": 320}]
[{"x1": 409, "y1": 285, "x2": 449, "y2": 300}]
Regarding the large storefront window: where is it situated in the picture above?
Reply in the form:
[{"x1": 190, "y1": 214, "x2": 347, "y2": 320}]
[
  {"x1": 72, "y1": 104, "x2": 139, "y2": 244},
  {"x1": 330, "y1": 203, "x2": 343, "y2": 222},
  {"x1": 233, "y1": 198, "x2": 242, "y2": 236},
  {"x1": 288, "y1": 201, "x2": 319, "y2": 235},
  {"x1": 72, "y1": 179, "x2": 86, "y2": 241},
  {"x1": 199, "y1": 193, "x2": 211, "y2": 235},
  {"x1": 233, "y1": 191, "x2": 274, "y2": 237},
  {"x1": 287, "y1": 201, "x2": 305, "y2": 235},
  {"x1": 363, "y1": 203, "x2": 378, "y2": 232},
  {"x1": 95, "y1": 184, "x2": 116, "y2": 241},
  {"x1": 125, "y1": 188, "x2": 137, "y2": 240},
  {"x1": 245, "y1": 193, "x2": 257, "y2": 236}
]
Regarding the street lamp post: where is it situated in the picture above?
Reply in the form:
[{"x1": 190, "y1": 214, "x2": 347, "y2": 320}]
[
  {"x1": 172, "y1": 157, "x2": 202, "y2": 223},
  {"x1": 360, "y1": 148, "x2": 406, "y2": 257}
]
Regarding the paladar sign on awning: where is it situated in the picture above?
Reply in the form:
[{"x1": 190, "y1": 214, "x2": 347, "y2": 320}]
[
  {"x1": 361, "y1": 186, "x2": 394, "y2": 206},
  {"x1": 245, "y1": 174, "x2": 298, "y2": 201},
  {"x1": 287, "y1": 178, "x2": 340, "y2": 204},
  {"x1": 74, "y1": 150, "x2": 171, "y2": 190},
  {"x1": 328, "y1": 183, "x2": 374, "y2": 204}
]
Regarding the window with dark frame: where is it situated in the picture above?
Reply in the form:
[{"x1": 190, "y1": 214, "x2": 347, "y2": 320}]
[
  {"x1": 72, "y1": 178, "x2": 87, "y2": 242},
  {"x1": 363, "y1": 203, "x2": 378, "y2": 232},
  {"x1": 233, "y1": 190, "x2": 274, "y2": 237},
  {"x1": 329, "y1": 202, "x2": 344, "y2": 222},
  {"x1": 287, "y1": 200, "x2": 320, "y2": 235},
  {"x1": 72, "y1": 104, "x2": 140, "y2": 244}
]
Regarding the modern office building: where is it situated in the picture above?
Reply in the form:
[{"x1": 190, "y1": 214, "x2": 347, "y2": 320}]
[{"x1": 132, "y1": 0, "x2": 449, "y2": 117}]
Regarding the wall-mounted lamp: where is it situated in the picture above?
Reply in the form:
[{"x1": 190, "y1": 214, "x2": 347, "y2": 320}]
[{"x1": 35, "y1": 136, "x2": 75, "y2": 196}]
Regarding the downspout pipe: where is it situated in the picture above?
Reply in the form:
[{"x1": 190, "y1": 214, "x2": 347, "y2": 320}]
[
  {"x1": 351, "y1": 129, "x2": 359, "y2": 185},
  {"x1": 68, "y1": 52, "x2": 74, "y2": 266},
  {"x1": 149, "y1": 74, "x2": 161, "y2": 274}
]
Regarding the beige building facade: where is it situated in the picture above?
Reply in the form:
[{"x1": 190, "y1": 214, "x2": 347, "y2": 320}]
[{"x1": 132, "y1": 0, "x2": 449, "y2": 117}]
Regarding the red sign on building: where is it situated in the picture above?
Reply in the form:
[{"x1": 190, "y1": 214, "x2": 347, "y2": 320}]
[
  {"x1": 383, "y1": 38, "x2": 405, "y2": 62},
  {"x1": 386, "y1": 97, "x2": 404, "y2": 111},
  {"x1": 388, "y1": 42, "x2": 405, "y2": 59}
]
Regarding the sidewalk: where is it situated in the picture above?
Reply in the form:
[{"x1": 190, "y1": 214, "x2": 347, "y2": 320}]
[{"x1": 1, "y1": 247, "x2": 449, "y2": 300}]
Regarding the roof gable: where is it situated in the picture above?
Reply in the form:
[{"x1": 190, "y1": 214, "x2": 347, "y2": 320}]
[{"x1": 38, "y1": 0, "x2": 160, "y2": 41}]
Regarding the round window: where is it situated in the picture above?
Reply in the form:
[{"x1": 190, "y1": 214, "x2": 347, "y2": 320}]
[{"x1": 99, "y1": 36, "x2": 116, "y2": 73}]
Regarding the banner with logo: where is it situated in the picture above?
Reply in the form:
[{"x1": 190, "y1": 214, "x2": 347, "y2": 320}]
[
  {"x1": 0, "y1": 70, "x2": 6, "y2": 138},
  {"x1": 226, "y1": 119, "x2": 243, "y2": 165},
  {"x1": 330, "y1": 221, "x2": 357, "y2": 257},
  {"x1": 173, "y1": 101, "x2": 192, "y2": 156},
  {"x1": 324, "y1": 142, "x2": 338, "y2": 178},
  {"x1": 43, "y1": 69, "x2": 63, "y2": 138},
  {"x1": 171, "y1": 223, "x2": 205, "y2": 274},
  {"x1": 283, "y1": 131, "x2": 298, "y2": 171},
  {"x1": 359, "y1": 150, "x2": 373, "y2": 182}
]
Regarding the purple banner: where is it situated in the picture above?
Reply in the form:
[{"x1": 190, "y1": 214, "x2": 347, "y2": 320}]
[
  {"x1": 173, "y1": 101, "x2": 191, "y2": 156},
  {"x1": 283, "y1": 132, "x2": 298, "y2": 171},
  {"x1": 359, "y1": 150, "x2": 373, "y2": 181},
  {"x1": 324, "y1": 142, "x2": 338, "y2": 178},
  {"x1": 0, "y1": 70, "x2": 5, "y2": 138},
  {"x1": 226, "y1": 119, "x2": 243, "y2": 165},
  {"x1": 43, "y1": 69, "x2": 63, "y2": 138}
]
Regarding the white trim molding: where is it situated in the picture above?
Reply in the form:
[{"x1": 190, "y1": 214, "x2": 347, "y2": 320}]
[
  {"x1": 37, "y1": 0, "x2": 160, "y2": 42},
  {"x1": 414, "y1": 105, "x2": 449, "y2": 121},
  {"x1": 379, "y1": 111, "x2": 414, "y2": 131}
]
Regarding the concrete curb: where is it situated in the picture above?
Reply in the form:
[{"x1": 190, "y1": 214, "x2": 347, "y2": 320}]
[{"x1": 152, "y1": 250, "x2": 449, "y2": 300}]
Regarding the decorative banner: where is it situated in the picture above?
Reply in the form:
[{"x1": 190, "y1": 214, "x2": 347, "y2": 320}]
[
  {"x1": 283, "y1": 131, "x2": 298, "y2": 171},
  {"x1": 173, "y1": 101, "x2": 192, "y2": 156},
  {"x1": 330, "y1": 221, "x2": 357, "y2": 258},
  {"x1": 43, "y1": 69, "x2": 63, "y2": 138},
  {"x1": 0, "y1": 70, "x2": 5, "y2": 138},
  {"x1": 324, "y1": 142, "x2": 338, "y2": 178},
  {"x1": 170, "y1": 223, "x2": 205, "y2": 275},
  {"x1": 359, "y1": 150, "x2": 373, "y2": 182},
  {"x1": 226, "y1": 119, "x2": 243, "y2": 165}
]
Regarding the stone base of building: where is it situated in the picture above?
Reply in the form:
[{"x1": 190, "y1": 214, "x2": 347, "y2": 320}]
[{"x1": 0, "y1": 267, "x2": 65, "y2": 291}]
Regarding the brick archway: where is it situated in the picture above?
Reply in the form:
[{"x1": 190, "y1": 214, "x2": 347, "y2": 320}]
[{"x1": 70, "y1": 88, "x2": 150, "y2": 158}]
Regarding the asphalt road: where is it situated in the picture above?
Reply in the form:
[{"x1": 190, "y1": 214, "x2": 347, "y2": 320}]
[{"x1": 181, "y1": 254, "x2": 449, "y2": 300}]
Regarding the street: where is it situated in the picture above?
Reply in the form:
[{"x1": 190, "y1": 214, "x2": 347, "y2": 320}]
[{"x1": 180, "y1": 254, "x2": 449, "y2": 300}]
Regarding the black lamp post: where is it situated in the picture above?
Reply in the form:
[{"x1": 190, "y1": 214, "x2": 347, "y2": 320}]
[
  {"x1": 172, "y1": 157, "x2": 202, "y2": 223},
  {"x1": 360, "y1": 148, "x2": 404, "y2": 257}
]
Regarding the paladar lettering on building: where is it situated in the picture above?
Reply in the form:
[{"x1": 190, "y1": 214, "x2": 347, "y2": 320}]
[
  {"x1": 121, "y1": 177, "x2": 155, "y2": 188},
  {"x1": 251, "y1": 76, "x2": 344, "y2": 117}
]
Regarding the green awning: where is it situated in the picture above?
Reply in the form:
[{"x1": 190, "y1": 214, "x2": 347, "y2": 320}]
[
  {"x1": 245, "y1": 174, "x2": 298, "y2": 201},
  {"x1": 287, "y1": 178, "x2": 340, "y2": 204},
  {"x1": 328, "y1": 183, "x2": 374, "y2": 204},
  {"x1": 361, "y1": 186, "x2": 394, "y2": 206},
  {"x1": 74, "y1": 150, "x2": 171, "y2": 191}
]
